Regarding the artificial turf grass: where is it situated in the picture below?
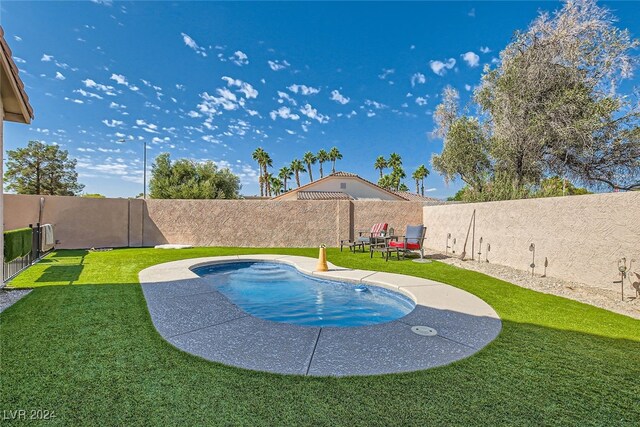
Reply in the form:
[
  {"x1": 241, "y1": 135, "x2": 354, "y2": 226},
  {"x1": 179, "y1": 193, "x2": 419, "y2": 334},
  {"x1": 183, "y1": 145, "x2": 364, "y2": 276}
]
[{"x1": 2, "y1": 248, "x2": 639, "y2": 426}]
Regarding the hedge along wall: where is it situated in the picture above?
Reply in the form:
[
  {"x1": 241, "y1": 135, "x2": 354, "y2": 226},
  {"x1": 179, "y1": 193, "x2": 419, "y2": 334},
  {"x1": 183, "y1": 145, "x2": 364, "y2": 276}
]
[{"x1": 4, "y1": 227, "x2": 32, "y2": 262}]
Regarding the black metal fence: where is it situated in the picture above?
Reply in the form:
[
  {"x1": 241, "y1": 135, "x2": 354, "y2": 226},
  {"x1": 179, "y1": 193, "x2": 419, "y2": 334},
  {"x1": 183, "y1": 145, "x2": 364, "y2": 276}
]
[{"x1": 2, "y1": 223, "x2": 51, "y2": 283}]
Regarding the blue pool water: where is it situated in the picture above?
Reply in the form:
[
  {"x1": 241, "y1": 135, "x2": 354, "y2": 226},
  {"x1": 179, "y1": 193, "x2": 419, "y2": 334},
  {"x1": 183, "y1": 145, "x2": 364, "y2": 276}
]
[{"x1": 193, "y1": 262, "x2": 415, "y2": 327}]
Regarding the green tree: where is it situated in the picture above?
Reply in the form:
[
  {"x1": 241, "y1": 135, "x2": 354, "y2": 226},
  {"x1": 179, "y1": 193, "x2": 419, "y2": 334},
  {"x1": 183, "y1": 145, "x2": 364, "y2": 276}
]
[
  {"x1": 378, "y1": 174, "x2": 394, "y2": 190},
  {"x1": 302, "y1": 151, "x2": 317, "y2": 182},
  {"x1": 252, "y1": 148, "x2": 272, "y2": 197},
  {"x1": 415, "y1": 164, "x2": 430, "y2": 196},
  {"x1": 374, "y1": 155, "x2": 387, "y2": 179},
  {"x1": 270, "y1": 176, "x2": 283, "y2": 196},
  {"x1": 263, "y1": 172, "x2": 274, "y2": 197},
  {"x1": 316, "y1": 149, "x2": 330, "y2": 178},
  {"x1": 251, "y1": 147, "x2": 266, "y2": 197},
  {"x1": 148, "y1": 153, "x2": 241, "y2": 199},
  {"x1": 536, "y1": 176, "x2": 591, "y2": 198},
  {"x1": 290, "y1": 159, "x2": 306, "y2": 188},
  {"x1": 411, "y1": 169, "x2": 421, "y2": 194},
  {"x1": 278, "y1": 166, "x2": 293, "y2": 192},
  {"x1": 433, "y1": 0, "x2": 640, "y2": 198},
  {"x1": 328, "y1": 147, "x2": 343, "y2": 173},
  {"x1": 387, "y1": 153, "x2": 402, "y2": 171},
  {"x1": 5, "y1": 140, "x2": 85, "y2": 195},
  {"x1": 82, "y1": 193, "x2": 106, "y2": 198},
  {"x1": 432, "y1": 115, "x2": 492, "y2": 193}
]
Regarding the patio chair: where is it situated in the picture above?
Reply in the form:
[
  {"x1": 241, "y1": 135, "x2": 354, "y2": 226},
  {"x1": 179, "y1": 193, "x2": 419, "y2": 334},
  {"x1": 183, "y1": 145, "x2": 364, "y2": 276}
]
[
  {"x1": 389, "y1": 225, "x2": 427, "y2": 260},
  {"x1": 354, "y1": 223, "x2": 388, "y2": 252}
]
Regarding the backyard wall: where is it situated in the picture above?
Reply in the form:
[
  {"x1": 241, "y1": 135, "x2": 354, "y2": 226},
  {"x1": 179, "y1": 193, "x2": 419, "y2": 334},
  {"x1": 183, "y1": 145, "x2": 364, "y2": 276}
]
[
  {"x1": 3, "y1": 195, "x2": 425, "y2": 249},
  {"x1": 422, "y1": 192, "x2": 640, "y2": 290},
  {"x1": 3, "y1": 194, "x2": 141, "y2": 249}
]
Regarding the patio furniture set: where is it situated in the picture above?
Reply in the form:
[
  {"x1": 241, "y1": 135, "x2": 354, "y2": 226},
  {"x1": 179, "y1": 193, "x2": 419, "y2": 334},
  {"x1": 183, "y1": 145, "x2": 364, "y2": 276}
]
[{"x1": 340, "y1": 223, "x2": 427, "y2": 261}]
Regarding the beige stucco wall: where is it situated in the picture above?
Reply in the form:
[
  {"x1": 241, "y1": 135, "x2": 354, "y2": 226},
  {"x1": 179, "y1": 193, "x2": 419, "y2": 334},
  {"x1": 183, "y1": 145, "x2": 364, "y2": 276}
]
[
  {"x1": 352, "y1": 201, "x2": 425, "y2": 237},
  {"x1": 4, "y1": 194, "x2": 131, "y2": 249},
  {"x1": 142, "y1": 199, "x2": 346, "y2": 247},
  {"x1": 277, "y1": 176, "x2": 402, "y2": 201},
  {"x1": 4, "y1": 196, "x2": 427, "y2": 249},
  {"x1": 423, "y1": 192, "x2": 640, "y2": 290}
]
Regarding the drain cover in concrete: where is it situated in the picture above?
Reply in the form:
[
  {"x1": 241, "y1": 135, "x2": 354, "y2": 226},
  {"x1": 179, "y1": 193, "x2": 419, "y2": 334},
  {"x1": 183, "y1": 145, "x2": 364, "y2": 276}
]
[{"x1": 411, "y1": 325, "x2": 438, "y2": 336}]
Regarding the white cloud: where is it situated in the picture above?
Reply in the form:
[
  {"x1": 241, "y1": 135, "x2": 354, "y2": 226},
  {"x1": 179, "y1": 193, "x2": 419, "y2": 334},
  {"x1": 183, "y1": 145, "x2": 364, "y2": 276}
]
[
  {"x1": 480, "y1": 46, "x2": 491, "y2": 54},
  {"x1": 378, "y1": 68, "x2": 395, "y2": 80},
  {"x1": 429, "y1": 58, "x2": 456, "y2": 76},
  {"x1": 110, "y1": 73, "x2": 128, "y2": 85},
  {"x1": 180, "y1": 33, "x2": 207, "y2": 57},
  {"x1": 73, "y1": 88, "x2": 103, "y2": 99},
  {"x1": 221, "y1": 76, "x2": 258, "y2": 99},
  {"x1": 269, "y1": 106, "x2": 300, "y2": 121},
  {"x1": 299, "y1": 103, "x2": 329, "y2": 123},
  {"x1": 364, "y1": 99, "x2": 387, "y2": 110},
  {"x1": 187, "y1": 110, "x2": 202, "y2": 118},
  {"x1": 468, "y1": 8, "x2": 476, "y2": 17},
  {"x1": 268, "y1": 59, "x2": 290, "y2": 71},
  {"x1": 288, "y1": 84, "x2": 320, "y2": 95},
  {"x1": 415, "y1": 97, "x2": 428, "y2": 106},
  {"x1": 14, "y1": 36, "x2": 22, "y2": 42},
  {"x1": 410, "y1": 72, "x2": 426, "y2": 87},
  {"x1": 330, "y1": 89, "x2": 350, "y2": 105},
  {"x1": 91, "y1": 0, "x2": 113, "y2": 5},
  {"x1": 231, "y1": 50, "x2": 249, "y2": 66},
  {"x1": 464, "y1": 84, "x2": 472, "y2": 91},
  {"x1": 277, "y1": 91, "x2": 297, "y2": 105},
  {"x1": 102, "y1": 119, "x2": 123, "y2": 127},
  {"x1": 135, "y1": 119, "x2": 159, "y2": 133},
  {"x1": 41, "y1": 54, "x2": 54, "y2": 62},
  {"x1": 64, "y1": 97, "x2": 84, "y2": 104},
  {"x1": 55, "y1": 71, "x2": 66, "y2": 80},
  {"x1": 14, "y1": 57, "x2": 26, "y2": 64},
  {"x1": 82, "y1": 79, "x2": 117, "y2": 96},
  {"x1": 461, "y1": 51, "x2": 480, "y2": 67}
]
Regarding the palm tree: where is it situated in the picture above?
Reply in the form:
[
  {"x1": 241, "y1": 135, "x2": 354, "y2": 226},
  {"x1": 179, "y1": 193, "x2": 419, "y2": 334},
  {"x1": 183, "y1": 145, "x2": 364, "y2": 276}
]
[
  {"x1": 378, "y1": 174, "x2": 394, "y2": 190},
  {"x1": 278, "y1": 166, "x2": 293, "y2": 192},
  {"x1": 391, "y1": 167, "x2": 406, "y2": 191},
  {"x1": 263, "y1": 172, "x2": 274, "y2": 197},
  {"x1": 317, "y1": 149, "x2": 330, "y2": 178},
  {"x1": 411, "y1": 169, "x2": 421, "y2": 194},
  {"x1": 374, "y1": 155, "x2": 387, "y2": 179},
  {"x1": 328, "y1": 146, "x2": 342, "y2": 173},
  {"x1": 388, "y1": 152, "x2": 402, "y2": 170},
  {"x1": 416, "y1": 164, "x2": 430, "y2": 196},
  {"x1": 302, "y1": 151, "x2": 317, "y2": 182},
  {"x1": 251, "y1": 147, "x2": 266, "y2": 196},
  {"x1": 290, "y1": 159, "x2": 306, "y2": 187},
  {"x1": 261, "y1": 152, "x2": 273, "y2": 197},
  {"x1": 270, "y1": 176, "x2": 283, "y2": 195}
]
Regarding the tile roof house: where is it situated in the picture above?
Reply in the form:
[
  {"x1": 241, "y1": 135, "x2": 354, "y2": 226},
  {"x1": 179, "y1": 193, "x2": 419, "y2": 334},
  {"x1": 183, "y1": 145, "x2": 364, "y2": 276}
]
[{"x1": 273, "y1": 172, "x2": 444, "y2": 203}]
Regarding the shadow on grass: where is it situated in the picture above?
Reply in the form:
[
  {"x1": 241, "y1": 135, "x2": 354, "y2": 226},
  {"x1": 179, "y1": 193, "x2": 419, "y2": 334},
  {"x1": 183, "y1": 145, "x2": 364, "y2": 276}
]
[
  {"x1": 35, "y1": 265, "x2": 84, "y2": 284},
  {"x1": 33, "y1": 250, "x2": 88, "y2": 284}
]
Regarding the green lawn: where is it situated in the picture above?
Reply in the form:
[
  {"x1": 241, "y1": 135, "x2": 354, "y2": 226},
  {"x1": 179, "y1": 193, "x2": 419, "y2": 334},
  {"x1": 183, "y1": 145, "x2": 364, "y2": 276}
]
[{"x1": 2, "y1": 248, "x2": 639, "y2": 426}]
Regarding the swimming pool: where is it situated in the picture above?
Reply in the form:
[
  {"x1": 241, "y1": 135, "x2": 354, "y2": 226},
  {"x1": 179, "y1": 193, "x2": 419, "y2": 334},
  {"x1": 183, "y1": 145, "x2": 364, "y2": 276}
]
[{"x1": 193, "y1": 262, "x2": 415, "y2": 327}]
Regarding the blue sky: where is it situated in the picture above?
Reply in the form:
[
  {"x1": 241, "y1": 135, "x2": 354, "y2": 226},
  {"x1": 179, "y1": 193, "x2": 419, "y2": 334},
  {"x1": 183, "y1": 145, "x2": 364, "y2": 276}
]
[{"x1": 2, "y1": 1, "x2": 639, "y2": 198}]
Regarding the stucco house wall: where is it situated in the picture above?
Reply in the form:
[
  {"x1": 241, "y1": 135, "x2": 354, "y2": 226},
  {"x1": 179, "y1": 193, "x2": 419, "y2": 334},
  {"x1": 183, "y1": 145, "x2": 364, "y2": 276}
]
[{"x1": 277, "y1": 176, "x2": 401, "y2": 200}]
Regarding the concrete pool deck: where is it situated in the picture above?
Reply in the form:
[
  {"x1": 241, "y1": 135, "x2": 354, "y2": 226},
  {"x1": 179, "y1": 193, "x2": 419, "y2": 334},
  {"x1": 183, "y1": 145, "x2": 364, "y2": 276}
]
[{"x1": 139, "y1": 255, "x2": 502, "y2": 376}]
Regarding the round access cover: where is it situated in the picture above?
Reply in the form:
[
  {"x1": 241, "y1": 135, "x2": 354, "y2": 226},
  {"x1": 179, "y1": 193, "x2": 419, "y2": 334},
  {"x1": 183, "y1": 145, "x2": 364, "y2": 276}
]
[{"x1": 411, "y1": 326, "x2": 438, "y2": 336}]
